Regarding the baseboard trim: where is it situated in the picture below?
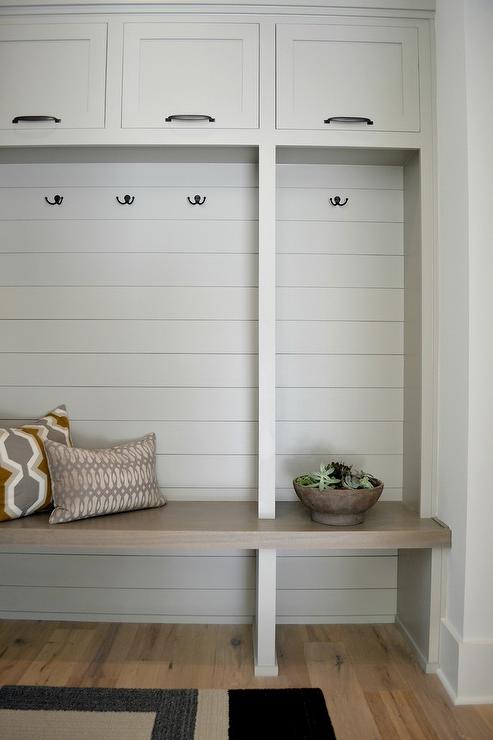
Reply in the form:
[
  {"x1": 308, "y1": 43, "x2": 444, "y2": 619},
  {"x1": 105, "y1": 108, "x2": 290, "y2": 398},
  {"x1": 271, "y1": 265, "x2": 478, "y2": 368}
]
[
  {"x1": 437, "y1": 668, "x2": 493, "y2": 706},
  {"x1": 395, "y1": 617, "x2": 438, "y2": 673},
  {"x1": 0, "y1": 612, "x2": 396, "y2": 625},
  {"x1": 438, "y1": 619, "x2": 493, "y2": 705}
]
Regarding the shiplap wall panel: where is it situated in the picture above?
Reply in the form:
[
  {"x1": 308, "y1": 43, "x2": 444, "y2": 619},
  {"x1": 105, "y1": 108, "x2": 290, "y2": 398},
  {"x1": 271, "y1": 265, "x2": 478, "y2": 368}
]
[
  {"x1": 277, "y1": 590, "x2": 397, "y2": 617},
  {"x1": 277, "y1": 422, "x2": 402, "y2": 454},
  {"x1": 0, "y1": 220, "x2": 258, "y2": 254},
  {"x1": 277, "y1": 164, "x2": 403, "y2": 190},
  {"x1": 0, "y1": 163, "x2": 258, "y2": 188},
  {"x1": 277, "y1": 288, "x2": 403, "y2": 321},
  {"x1": 0, "y1": 421, "x2": 257, "y2": 456},
  {"x1": 0, "y1": 553, "x2": 396, "y2": 590},
  {"x1": 277, "y1": 221, "x2": 403, "y2": 255},
  {"x1": 0, "y1": 161, "x2": 402, "y2": 623},
  {"x1": 155, "y1": 456, "x2": 256, "y2": 488},
  {"x1": 277, "y1": 355, "x2": 404, "y2": 387},
  {"x1": 277, "y1": 555, "x2": 397, "y2": 588},
  {"x1": 0, "y1": 287, "x2": 258, "y2": 320},
  {"x1": 276, "y1": 164, "x2": 404, "y2": 526},
  {"x1": 0, "y1": 187, "x2": 257, "y2": 221},
  {"x1": 0, "y1": 587, "x2": 255, "y2": 617},
  {"x1": 1, "y1": 254, "x2": 257, "y2": 287},
  {"x1": 0, "y1": 553, "x2": 256, "y2": 589},
  {"x1": 277, "y1": 389, "x2": 403, "y2": 421},
  {"x1": 0, "y1": 551, "x2": 397, "y2": 622},
  {"x1": 277, "y1": 321, "x2": 403, "y2": 354},
  {"x1": 0, "y1": 354, "x2": 257, "y2": 387},
  {"x1": 2, "y1": 388, "x2": 257, "y2": 422},
  {"x1": 0, "y1": 320, "x2": 256, "y2": 353},
  {"x1": 277, "y1": 188, "x2": 403, "y2": 222},
  {"x1": 277, "y1": 255, "x2": 403, "y2": 288}
]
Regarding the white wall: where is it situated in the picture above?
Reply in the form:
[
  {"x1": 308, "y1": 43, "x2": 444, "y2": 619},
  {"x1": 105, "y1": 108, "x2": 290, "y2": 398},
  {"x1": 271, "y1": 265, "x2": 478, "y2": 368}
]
[{"x1": 436, "y1": 0, "x2": 493, "y2": 703}]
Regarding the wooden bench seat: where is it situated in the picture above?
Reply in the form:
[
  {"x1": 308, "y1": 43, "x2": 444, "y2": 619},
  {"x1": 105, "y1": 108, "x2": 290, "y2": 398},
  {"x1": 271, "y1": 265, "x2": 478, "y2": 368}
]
[{"x1": 0, "y1": 501, "x2": 450, "y2": 550}]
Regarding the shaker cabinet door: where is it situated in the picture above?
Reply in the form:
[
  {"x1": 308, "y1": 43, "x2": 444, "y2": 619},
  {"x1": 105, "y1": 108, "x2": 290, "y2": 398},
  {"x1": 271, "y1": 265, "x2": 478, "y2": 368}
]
[
  {"x1": 277, "y1": 23, "x2": 420, "y2": 132},
  {"x1": 0, "y1": 23, "x2": 107, "y2": 130},
  {"x1": 122, "y1": 23, "x2": 259, "y2": 129}
]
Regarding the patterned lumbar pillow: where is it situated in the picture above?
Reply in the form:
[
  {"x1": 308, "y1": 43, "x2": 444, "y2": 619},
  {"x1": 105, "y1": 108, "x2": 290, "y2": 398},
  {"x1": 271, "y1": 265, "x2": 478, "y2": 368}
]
[
  {"x1": 46, "y1": 433, "x2": 166, "y2": 524},
  {"x1": 0, "y1": 406, "x2": 72, "y2": 522}
]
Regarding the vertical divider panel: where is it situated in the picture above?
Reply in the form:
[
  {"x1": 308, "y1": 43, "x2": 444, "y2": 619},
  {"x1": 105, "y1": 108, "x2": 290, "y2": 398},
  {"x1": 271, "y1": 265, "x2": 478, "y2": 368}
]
[
  {"x1": 254, "y1": 548, "x2": 278, "y2": 676},
  {"x1": 258, "y1": 144, "x2": 277, "y2": 519}
]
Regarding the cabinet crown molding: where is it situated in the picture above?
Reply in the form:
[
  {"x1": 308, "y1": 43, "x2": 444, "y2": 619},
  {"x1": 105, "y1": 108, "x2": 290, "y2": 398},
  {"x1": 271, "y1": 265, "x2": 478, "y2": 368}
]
[{"x1": 0, "y1": 0, "x2": 435, "y2": 10}]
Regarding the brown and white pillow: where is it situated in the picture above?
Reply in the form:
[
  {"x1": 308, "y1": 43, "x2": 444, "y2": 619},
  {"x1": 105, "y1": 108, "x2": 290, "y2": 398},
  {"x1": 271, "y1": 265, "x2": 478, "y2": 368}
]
[
  {"x1": 0, "y1": 406, "x2": 72, "y2": 522},
  {"x1": 46, "y1": 433, "x2": 166, "y2": 524}
]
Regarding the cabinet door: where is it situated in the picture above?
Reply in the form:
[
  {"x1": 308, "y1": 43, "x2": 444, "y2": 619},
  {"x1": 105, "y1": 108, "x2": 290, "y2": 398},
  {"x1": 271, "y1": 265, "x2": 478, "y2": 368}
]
[
  {"x1": 277, "y1": 23, "x2": 420, "y2": 132},
  {"x1": 0, "y1": 23, "x2": 107, "y2": 129},
  {"x1": 122, "y1": 23, "x2": 259, "y2": 129}
]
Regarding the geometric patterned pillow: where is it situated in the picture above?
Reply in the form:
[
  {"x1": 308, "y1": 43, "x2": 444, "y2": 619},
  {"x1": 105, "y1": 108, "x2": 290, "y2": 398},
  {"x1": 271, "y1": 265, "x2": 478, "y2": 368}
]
[
  {"x1": 46, "y1": 433, "x2": 165, "y2": 524},
  {"x1": 0, "y1": 405, "x2": 72, "y2": 522}
]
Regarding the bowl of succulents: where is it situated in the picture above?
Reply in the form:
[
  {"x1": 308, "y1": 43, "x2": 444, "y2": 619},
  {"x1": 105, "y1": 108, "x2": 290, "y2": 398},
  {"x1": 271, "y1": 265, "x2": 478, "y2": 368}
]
[{"x1": 293, "y1": 461, "x2": 384, "y2": 526}]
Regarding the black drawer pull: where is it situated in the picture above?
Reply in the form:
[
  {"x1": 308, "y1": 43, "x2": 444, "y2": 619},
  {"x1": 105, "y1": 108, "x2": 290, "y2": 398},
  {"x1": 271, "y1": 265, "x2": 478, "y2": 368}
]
[
  {"x1": 12, "y1": 115, "x2": 61, "y2": 124},
  {"x1": 165, "y1": 114, "x2": 215, "y2": 122},
  {"x1": 324, "y1": 116, "x2": 374, "y2": 125}
]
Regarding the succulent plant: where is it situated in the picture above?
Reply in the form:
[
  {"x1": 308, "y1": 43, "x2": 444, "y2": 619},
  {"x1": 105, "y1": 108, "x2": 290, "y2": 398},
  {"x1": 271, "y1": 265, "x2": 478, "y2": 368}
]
[
  {"x1": 295, "y1": 461, "x2": 379, "y2": 491},
  {"x1": 296, "y1": 464, "x2": 341, "y2": 491}
]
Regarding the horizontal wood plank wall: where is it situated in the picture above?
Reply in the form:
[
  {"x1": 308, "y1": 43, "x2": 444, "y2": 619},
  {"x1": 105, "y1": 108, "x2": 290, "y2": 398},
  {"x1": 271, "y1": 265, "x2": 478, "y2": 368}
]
[
  {"x1": 0, "y1": 162, "x2": 259, "y2": 501},
  {"x1": 0, "y1": 550, "x2": 397, "y2": 623},
  {"x1": 276, "y1": 163, "x2": 404, "y2": 505},
  {"x1": 0, "y1": 161, "x2": 398, "y2": 622}
]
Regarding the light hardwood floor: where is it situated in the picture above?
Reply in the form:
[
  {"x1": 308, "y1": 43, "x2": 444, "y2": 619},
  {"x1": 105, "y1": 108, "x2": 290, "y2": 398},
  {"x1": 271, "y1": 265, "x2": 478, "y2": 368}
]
[{"x1": 0, "y1": 621, "x2": 492, "y2": 739}]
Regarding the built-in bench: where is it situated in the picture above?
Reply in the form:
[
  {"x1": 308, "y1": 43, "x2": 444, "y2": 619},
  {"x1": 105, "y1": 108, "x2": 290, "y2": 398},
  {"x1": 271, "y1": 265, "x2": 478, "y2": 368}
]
[{"x1": 0, "y1": 502, "x2": 451, "y2": 676}]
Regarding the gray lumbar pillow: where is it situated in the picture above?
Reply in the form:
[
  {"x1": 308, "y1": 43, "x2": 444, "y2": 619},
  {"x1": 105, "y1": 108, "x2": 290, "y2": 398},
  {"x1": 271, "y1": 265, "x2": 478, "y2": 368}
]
[{"x1": 46, "y1": 433, "x2": 166, "y2": 524}]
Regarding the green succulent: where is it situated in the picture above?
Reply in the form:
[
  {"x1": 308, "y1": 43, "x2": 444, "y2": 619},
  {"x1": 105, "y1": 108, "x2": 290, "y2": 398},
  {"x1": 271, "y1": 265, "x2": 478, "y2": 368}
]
[
  {"x1": 300, "y1": 464, "x2": 341, "y2": 491},
  {"x1": 295, "y1": 461, "x2": 379, "y2": 491}
]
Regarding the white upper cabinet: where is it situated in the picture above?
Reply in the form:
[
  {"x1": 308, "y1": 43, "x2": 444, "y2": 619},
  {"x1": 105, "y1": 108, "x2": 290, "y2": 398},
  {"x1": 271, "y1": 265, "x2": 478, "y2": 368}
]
[
  {"x1": 122, "y1": 23, "x2": 259, "y2": 129},
  {"x1": 0, "y1": 23, "x2": 107, "y2": 130},
  {"x1": 277, "y1": 23, "x2": 420, "y2": 132}
]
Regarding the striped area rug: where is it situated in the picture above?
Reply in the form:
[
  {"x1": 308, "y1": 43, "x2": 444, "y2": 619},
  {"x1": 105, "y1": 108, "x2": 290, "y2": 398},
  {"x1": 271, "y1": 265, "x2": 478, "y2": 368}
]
[{"x1": 0, "y1": 685, "x2": 336, "y2": 740}]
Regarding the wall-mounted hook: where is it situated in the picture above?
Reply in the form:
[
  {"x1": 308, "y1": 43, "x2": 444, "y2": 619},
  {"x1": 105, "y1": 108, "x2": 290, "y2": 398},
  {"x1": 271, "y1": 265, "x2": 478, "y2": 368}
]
[
  {"x1": 329, "y1": 196, "x2": 349, "y2": 207},
  {"x1": 116, "y1": 194, "x2": 135, "y2": 205},
  {"x1": 45, "y1": 194, "x2": 63, "y2": 206},
  {"x1": 187, "y1": 194, "x2": 206, "y2": 206}
]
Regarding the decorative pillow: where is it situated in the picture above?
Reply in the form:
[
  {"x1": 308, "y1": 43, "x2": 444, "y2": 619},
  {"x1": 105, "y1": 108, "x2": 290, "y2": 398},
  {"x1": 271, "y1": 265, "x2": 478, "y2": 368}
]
[
  {"x1": 0, "y1": 406, "x2": 72, "y2": 522},
  {"x1": 46, "y1": 433, "x2": 166, "y2": 524}
]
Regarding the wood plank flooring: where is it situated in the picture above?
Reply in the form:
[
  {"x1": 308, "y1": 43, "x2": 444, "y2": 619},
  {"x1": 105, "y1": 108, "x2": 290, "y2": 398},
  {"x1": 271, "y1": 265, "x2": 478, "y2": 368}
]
[{"x1": 0, "y1": 621, "x2": 492, "y2": 739}]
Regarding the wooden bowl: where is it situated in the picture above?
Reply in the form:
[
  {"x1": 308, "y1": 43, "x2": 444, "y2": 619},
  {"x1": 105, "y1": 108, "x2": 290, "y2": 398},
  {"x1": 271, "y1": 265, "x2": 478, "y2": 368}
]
[{"x1": 293, "y1": 479, "x2": 384, "y2": 526}]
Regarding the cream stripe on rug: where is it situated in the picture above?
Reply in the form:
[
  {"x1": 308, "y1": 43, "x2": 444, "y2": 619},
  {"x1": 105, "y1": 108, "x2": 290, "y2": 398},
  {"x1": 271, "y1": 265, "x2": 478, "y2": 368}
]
[
  {"x1": 194, "y1": 689, "x2": 228, "y2": 740},
  {"x1": 0, "y1": 709, "x2": 156, "y2": 740}
]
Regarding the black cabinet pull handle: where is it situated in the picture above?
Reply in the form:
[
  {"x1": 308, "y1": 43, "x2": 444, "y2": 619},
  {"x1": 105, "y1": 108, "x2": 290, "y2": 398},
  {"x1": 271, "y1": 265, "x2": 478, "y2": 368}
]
[
  {"x1": 165, "y1": 114, "x2": 215, "y2": 122},
  {"x1": 12, "y1": 115, "x2": 61, "y2": 124},
  {"x1": 324, "y1": 116, "x2": 374, "y2": 125}
]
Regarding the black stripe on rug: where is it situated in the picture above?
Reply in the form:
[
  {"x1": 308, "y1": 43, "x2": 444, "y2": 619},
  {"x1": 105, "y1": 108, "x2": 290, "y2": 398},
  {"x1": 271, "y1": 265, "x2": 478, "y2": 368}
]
[
  {"x1": 0, "y1": 685, "x2": 336, "y2": 740},
  {"x1": 229, "y1": 688, "x2": 335, "y2": 740}
]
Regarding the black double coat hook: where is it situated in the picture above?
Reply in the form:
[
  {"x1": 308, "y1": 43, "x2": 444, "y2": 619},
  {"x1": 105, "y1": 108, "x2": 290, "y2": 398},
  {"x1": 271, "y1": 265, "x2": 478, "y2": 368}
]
[
  {"x1": 187, "y1": 194, "x2": 206, "y2": 205},
  {"x1": 329, "y1": 196, "x2": 349, "y2": 207},
  {"x1": 116, "y1": 194, "x2": 135, "y2": 205},
  {"x1": 45, "y1": 194, "x2": 63, "y2": 205}
]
